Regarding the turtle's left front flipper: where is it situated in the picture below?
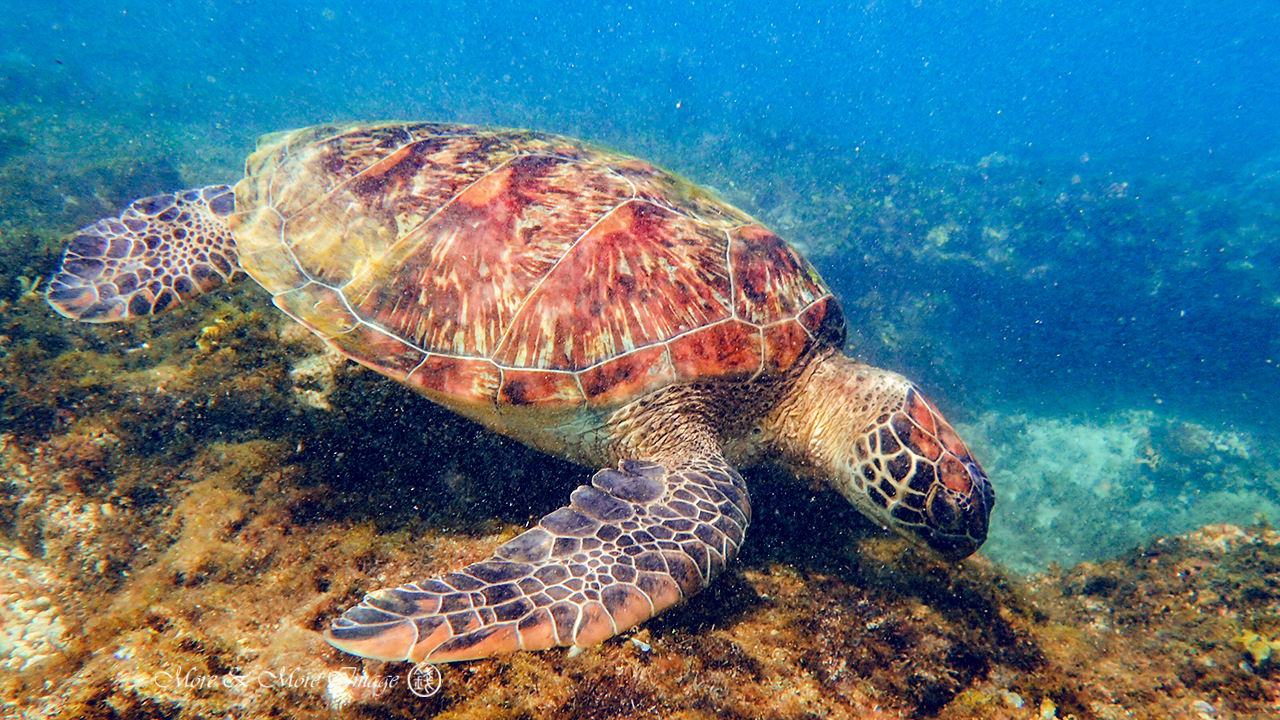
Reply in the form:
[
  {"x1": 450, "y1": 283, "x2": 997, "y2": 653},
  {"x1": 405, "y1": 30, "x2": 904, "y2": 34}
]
[
  {"x1": 47, "y1": 185, "x2": 239, "y2": 322},
  {"x1": 325, "y1": 457, "x2": 752, "y2": 663}
]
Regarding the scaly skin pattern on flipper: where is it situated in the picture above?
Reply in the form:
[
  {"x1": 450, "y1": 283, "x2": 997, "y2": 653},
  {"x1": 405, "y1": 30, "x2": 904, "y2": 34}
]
[
  {"x1": 325, "y1": 453, "x2": 751, "y2": 663},
  {"x1": 46, "y1": 186, "x2": 239, "y2": 321}
]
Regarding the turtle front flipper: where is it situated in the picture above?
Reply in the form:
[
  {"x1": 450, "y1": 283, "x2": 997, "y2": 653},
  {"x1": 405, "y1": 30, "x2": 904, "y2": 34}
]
[
  {"x1": 47, "y1": 185, "x2": 239, "y2": 322},
  {"x1": 325, "y1": 457, "x2": 752, "y2": 663}
]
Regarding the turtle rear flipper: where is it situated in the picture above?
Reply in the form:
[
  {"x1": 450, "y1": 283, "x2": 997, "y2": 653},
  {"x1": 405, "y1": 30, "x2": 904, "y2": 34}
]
[
  {"x1": 47, "y1": 185, "x2": 239, "y2": 322},
  {"x1": 325, "y1": 457, "x2": 752, "y2": 663}
]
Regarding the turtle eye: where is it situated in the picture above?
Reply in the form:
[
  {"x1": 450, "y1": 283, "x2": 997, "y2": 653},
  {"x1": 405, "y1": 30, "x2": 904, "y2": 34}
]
[{"x1": 925, "y1": 484, "x2": 960, "y2": 532}]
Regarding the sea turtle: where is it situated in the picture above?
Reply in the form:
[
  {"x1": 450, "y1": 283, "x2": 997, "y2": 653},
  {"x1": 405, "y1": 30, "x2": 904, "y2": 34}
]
[{"x1": 47, "y1": 122, "x2": 993, "y2": 664}]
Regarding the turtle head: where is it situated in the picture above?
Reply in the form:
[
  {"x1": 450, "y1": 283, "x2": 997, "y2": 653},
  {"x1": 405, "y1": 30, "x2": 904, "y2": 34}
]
[
  {"x1": 845, "y1": 384, "x2": 995, "y2": 560},
  {"x1": 777, "y1": 356, "x2": 994, "y2": 560}
]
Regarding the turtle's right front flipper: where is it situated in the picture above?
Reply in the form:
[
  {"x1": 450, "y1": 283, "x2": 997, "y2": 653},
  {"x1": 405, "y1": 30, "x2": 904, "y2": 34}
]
[
  {"x1": 47, "y1": 185, "x2": 239, "y2": 322},
  {"x1": 325, "y1": 457, "x2": 752, "y2": 663}
]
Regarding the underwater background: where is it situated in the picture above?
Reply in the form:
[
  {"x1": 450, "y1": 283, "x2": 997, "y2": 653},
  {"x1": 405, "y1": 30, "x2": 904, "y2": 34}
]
[{"x1": 2, "y1": 1, "x2": 1280, "y2": 717}]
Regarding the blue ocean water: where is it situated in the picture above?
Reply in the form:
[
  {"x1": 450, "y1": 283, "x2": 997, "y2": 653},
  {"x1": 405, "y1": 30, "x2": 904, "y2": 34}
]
[{"x1": 7, "y1": 0, "x2": 1277, "y2": 168}]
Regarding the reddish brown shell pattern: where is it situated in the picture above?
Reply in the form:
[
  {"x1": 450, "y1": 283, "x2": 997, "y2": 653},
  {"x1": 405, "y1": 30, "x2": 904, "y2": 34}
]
[{"x1": 231, "y1": 122, "x2": 840, "y2": 412}]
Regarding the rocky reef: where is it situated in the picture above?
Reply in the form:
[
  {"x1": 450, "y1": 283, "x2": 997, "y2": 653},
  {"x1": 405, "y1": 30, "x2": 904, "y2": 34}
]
[{"x1": 966, "y1": 410, "x2": 1277, "y2": 574}]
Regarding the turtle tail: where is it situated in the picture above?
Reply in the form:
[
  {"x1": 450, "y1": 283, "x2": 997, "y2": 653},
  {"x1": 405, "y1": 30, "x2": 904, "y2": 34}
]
[
  {"x1": 325, "y1": 456, "x2": 752, "y2": 663},
  {"x1": 47, "y1": 185, "x2": 240, "y2": 322}
]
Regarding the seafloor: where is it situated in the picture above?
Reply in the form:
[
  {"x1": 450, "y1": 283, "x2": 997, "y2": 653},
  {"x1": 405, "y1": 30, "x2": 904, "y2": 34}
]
[{"x1": 2, "y1": 98, "x2": 1280, "y2": 716}]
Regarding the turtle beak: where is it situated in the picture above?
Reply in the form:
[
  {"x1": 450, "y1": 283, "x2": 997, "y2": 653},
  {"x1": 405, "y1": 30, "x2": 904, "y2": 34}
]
[{"x1": 918, "y1": 454, "x2": 994, "y2": 560}]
